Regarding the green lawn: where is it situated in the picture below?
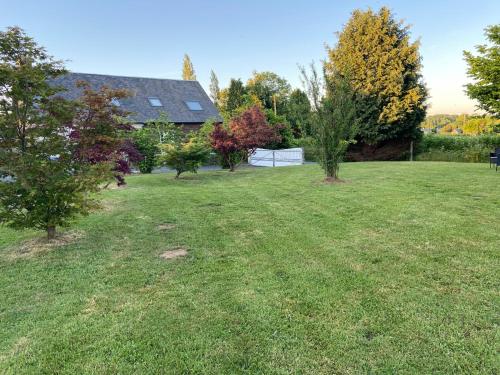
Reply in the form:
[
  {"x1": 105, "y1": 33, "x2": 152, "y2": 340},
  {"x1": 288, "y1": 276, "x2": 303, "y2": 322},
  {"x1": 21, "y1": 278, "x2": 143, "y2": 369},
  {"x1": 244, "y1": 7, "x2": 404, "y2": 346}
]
[{"x1": 1, "y1": 162, "x2": 499, "y2": 374}]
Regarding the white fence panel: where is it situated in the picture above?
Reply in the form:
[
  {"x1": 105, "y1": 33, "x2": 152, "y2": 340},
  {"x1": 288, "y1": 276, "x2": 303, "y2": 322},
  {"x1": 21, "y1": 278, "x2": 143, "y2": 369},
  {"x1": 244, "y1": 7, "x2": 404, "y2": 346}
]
[{"x1": 248, "y1": 148, "x2": 304, "y2": 167}]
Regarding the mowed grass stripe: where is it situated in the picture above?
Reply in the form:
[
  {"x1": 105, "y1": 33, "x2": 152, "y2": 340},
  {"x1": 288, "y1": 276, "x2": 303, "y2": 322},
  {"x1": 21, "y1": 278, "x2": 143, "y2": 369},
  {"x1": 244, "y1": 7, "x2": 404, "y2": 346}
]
[{"x1": 0, "y1": 162, "x2": 498, "y2": 374}]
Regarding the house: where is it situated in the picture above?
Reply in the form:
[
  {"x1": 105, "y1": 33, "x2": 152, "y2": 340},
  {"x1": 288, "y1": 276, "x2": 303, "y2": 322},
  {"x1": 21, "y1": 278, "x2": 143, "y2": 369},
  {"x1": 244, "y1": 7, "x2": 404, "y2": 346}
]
[{"x1": 51, "y1": 72, "x2": 222, "y2": 131}]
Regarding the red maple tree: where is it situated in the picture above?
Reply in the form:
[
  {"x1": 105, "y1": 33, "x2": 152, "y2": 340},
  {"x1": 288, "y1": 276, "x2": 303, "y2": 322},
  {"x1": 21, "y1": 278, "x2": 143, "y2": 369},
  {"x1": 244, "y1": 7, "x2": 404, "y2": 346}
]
[
  {"x1": 210, "y1": 106, "x2": 279, "y2": 171},
  {"x1": 70, "y1": 81, "x2": 142, "y2": 185}
]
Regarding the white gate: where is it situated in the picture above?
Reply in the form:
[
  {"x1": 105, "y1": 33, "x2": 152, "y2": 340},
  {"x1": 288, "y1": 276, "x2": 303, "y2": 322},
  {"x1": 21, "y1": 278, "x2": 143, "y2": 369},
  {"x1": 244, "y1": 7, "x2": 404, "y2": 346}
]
[{"x1": 248, "y1": 148, "x2": 304, "y2": 167}]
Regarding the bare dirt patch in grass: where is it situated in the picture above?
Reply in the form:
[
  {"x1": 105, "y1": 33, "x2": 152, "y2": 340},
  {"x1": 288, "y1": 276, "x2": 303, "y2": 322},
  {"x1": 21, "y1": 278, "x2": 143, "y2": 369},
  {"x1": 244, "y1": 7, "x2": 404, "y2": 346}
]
[
  {"x1": 157, "y1": 223, "x2": 177, "y2": 231},
  {"x1": 6, "y1": 230, "x2": 84, "y2": 260},
  {"x1": 323, "y1": 177, "x2": 348, "y2": 184},
  {"x1": 311, "y1": 178, "x2": 351, "y2": 186},
  {"x1": 160, "y1": 246, "x2": 188, "y2": 260},
  {"x1": 82, "y1": 296, "x2": 98, "y2": 315}
]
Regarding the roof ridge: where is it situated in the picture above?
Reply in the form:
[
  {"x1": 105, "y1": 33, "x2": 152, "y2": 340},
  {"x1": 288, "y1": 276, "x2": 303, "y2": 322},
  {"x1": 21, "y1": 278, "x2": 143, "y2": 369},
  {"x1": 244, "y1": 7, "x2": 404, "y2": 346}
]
[
  {"x1": 68, "y1": 72, "x2": 199, "y2": 83},
  {"x1": 51, "y1": 72, "x2": 222, "y2": 123}
]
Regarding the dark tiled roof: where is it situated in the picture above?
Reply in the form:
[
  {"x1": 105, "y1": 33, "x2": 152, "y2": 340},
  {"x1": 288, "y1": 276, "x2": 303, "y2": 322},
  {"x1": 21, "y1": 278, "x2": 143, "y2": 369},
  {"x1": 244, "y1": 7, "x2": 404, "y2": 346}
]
[{"x1": 50, "y1": 72, "x2": 222, "y2": 124}]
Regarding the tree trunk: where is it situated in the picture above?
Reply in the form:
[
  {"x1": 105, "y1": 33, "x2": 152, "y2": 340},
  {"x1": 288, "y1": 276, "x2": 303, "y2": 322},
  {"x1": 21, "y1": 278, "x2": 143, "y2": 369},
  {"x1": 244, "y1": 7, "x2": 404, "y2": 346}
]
[
  {"x1": 47, "y1": 225, "x2": 56, "y2": 240},
  {"x1": 324, "y1": 167, "x2": 339, "y2": 182},
  {"x1": 175, "y1": 170, "x2": 181, "y2": 179}
]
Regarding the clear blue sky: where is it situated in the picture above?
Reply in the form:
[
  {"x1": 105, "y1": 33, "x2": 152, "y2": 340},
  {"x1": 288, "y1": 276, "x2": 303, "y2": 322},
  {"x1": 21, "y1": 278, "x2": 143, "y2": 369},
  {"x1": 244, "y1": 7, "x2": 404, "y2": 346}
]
[{"x1": 1, "y1": 0, "x2": 499, "y2": 114}]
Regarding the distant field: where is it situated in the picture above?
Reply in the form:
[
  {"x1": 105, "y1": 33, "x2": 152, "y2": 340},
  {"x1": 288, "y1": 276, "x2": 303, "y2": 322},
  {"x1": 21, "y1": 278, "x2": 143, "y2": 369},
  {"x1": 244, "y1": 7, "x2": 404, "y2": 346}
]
[{"x1": 1, "y1": 162, "x2": 498, "y2": 374}]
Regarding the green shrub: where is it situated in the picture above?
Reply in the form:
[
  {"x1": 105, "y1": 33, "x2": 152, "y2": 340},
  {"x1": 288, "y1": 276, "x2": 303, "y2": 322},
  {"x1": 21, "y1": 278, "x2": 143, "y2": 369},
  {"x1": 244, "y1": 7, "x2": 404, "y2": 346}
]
[
  {"x1": 157, "y1": 141, "x2": 210, "y2": 178},
  {"x1": 264, "y1": 109, "x2": 294, "y2": 149},
  {"x1": 132, "y1": 129, "x2": 159, "y2": 173},
  {"x1": 419, "y1": 134, "x2": 500, "y2": 152},
  {"x1": 416, "y1": 134, "x2": 500, "y2": 162},
  {"x1": 292, "y1": 137, "x2": 317, "y2": 162}
]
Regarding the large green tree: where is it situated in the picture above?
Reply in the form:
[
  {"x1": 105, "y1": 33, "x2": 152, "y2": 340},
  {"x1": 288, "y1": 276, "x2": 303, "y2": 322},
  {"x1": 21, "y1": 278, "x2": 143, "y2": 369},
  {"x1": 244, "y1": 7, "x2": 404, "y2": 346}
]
[
  {"x1": 225, "y1": 78, "x2": 247, "y2": 117},
  {"x1": 246, "y1": 71, "x2": 291, "y2": 115},
  {"x1": 325, "y1": 7, "x2": 427, "y2": 144},
  {"x1": 285, "y1": 89, "x2": 312, "y2": 137},
  {"x1": 463, "y1": 25, "x2": 500, "y2": 117},
  {"x1": 0, "y1": 27, "x2": 110, "y2": 239}
]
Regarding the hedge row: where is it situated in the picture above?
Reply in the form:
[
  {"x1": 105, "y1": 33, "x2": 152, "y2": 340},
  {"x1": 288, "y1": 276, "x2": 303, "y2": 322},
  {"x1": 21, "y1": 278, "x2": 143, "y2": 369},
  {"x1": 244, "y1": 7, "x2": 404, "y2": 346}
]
[
  {"x1": 294, "y1": 134, "x2": 500, "y2": 163},
  {"x1": 418, "y1": 134, "x2": 500, "y2": 152},
  {"x1": 416, "y1": 134, "x2": 500, "y2": 163},
  {"x1": 292, "y1": 137, "x2": 317, "y2": 162}
]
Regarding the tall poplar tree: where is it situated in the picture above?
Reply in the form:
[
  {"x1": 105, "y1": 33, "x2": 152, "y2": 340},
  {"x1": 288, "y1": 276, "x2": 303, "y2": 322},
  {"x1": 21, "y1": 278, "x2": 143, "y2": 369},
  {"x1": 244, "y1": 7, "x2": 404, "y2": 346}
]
[
  {"x1": 325, "y1": 7, "x2": 427, "y2": 144},
  {"x1": 182, "y1": 54, "x2": 196, "y2": 80},
  {"x1": 209, "y1": 69, "x2": 220, "y2": 105}
]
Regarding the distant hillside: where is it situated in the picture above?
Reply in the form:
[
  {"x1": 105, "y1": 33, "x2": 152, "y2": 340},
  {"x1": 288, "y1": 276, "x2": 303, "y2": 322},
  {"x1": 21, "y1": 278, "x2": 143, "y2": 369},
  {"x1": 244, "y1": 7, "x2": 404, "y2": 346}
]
[{"x1": 422, "y1": 114, "x2": 500, "y2": 135}]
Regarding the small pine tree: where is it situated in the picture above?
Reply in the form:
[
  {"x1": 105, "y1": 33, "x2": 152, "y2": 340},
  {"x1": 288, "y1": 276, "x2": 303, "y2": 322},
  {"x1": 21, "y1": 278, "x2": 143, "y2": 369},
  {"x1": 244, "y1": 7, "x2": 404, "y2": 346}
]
[{"x1": 182, "y1": 54, "x2": 196, "y2": 80}]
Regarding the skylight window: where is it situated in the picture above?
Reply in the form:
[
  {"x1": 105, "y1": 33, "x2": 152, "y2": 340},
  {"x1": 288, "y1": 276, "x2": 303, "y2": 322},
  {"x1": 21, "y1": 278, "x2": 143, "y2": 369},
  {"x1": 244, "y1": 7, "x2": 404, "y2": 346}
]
[
  {"x1": 111, "y1": 98, "x2": 121, "y2": 107},
  {"x1": 148, "y1": 97, "x2": 163, "y2": 107},
  {"x1": 185, "y1": 101, "x2": 203, "y2": 111}
]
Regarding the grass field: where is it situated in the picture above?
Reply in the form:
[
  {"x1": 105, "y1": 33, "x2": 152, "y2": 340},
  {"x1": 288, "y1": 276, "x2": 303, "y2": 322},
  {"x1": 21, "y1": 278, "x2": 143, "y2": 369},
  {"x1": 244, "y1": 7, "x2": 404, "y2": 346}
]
[{"x1": 0, "y1": 162, "x2": 499, "y2": 374}]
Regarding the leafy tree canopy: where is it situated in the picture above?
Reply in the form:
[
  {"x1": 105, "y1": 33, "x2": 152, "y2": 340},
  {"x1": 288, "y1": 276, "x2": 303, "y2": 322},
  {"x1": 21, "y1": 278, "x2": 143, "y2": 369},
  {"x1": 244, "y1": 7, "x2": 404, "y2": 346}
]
[
  {"x1": 246, "y1": 71, "x2": 291, "y2": 114},
  {"x1": 158, "y1": 138, "x2": 209, "y2": 179},
  {"x1": 424, "y1": 114, "x2": 500, "y2": 135},
  {"x1": 464, "y1": 25, "x2": 500, "y2": 117},
  {"x1": 0, "y1": 27, "x2": 110, "y2": 238},
  {"x1": 210, "y1": 106, "x2": 279, "y2": 171},
  {"x1": 285, "y1": 89, "x2": 312, "y2": 137},
  {"x1": 131, "y1": 129, "x2": 159, "y2": 173},
  {"x1": 144, "y1": 112, "x2": 181, "y2": 145},
  {"x1": 71, "y1": 82, "x2": 142, "y2": 186},
  {"x1": 224, "y1": 78, "x2": 247, "y2": 117},
  {"x1": 325, "y1": 7, "x2": 427, "y2": 144},
  {"x1": 264, "y1": 109, "x2": 293, "y2": 149}
]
